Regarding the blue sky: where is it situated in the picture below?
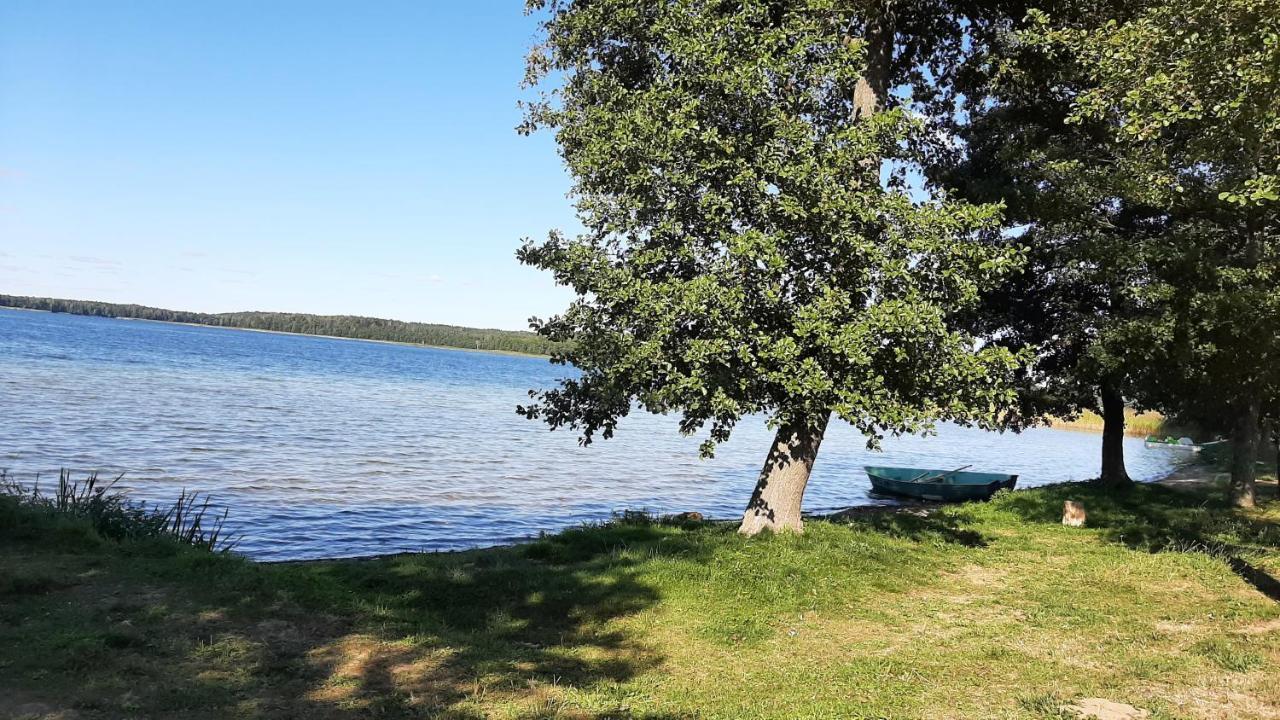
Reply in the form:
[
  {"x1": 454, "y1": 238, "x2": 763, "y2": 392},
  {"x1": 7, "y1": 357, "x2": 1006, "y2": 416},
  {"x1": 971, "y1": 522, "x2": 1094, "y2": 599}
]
[{"x1": 0, "y1": 1, "x2": 577, "y2": 330}]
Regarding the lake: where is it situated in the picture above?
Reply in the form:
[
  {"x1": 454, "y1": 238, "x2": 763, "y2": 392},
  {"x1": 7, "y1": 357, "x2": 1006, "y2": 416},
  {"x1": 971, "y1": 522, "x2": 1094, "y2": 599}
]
[{"x1": 0, "y1": 308, "x2": 1187, "y2": 561}]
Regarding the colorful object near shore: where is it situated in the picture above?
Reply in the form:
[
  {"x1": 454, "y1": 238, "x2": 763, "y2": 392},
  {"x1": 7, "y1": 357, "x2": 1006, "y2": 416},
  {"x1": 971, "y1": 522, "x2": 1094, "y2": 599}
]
[
  {"x1": 864, "y1": 466, "x2": 1018, "y2": 502},
  {"x1": 1143, "y1": 436, "x2": 1214, "y2": 451}
]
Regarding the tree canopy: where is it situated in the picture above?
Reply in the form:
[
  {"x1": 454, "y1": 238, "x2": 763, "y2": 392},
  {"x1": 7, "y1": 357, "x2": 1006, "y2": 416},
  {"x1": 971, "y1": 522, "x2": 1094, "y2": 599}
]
[
  {"x1": 1022, "y1": 0, "x2": 1280, "y2": 505},
  {"x1": 518, "y1": 0, "x2": 1027, "y2": 532},
  {"x1": 929, "y1": 0, "x2": 1172, "y2": 488}
]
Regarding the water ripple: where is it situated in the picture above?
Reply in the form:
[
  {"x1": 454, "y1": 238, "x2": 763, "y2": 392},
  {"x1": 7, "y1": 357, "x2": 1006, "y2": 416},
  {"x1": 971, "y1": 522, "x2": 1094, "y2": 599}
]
[{"x1": 0, "y1": 308, "x2": 1190, "y2": 561}]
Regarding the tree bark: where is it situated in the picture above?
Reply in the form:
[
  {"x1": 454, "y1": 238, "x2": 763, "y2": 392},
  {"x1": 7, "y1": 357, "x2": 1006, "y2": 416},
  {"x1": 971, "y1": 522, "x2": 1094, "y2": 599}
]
[
  {"x1": 1273, "y1": 420, "x2": 1279, "y2": 502},
  {"x1": 1229, "y1": 396, "x2": 1260, "y2": 508},
  {"x1": 1229, "y1": 207, "x2": 1264, "y2": 508},
  {"x1": 1097, "y1": 381, "x2": 1132, "y2": 490},
  {"x1": 852, "y1": 12, "x2": 892, "y2": 121},
  {"x1": 848, "y1": 3, "x2": 894, "y2": 189},
  {"x1": 739, "y1": 415, "x2": 830, "y2": 535}
]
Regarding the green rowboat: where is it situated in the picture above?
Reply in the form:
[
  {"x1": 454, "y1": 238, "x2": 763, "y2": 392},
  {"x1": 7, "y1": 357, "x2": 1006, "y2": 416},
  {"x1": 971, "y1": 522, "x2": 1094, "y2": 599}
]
[
  {"x1": 1143, "y1": 435, "x2": 1198, "y2": 450},
  {"x1": 1141, "y1": 435, "x2": 1231, "y2": 453},
  {"x1": 864, "y1": 466, "x2": 1018, "y2": 502}
]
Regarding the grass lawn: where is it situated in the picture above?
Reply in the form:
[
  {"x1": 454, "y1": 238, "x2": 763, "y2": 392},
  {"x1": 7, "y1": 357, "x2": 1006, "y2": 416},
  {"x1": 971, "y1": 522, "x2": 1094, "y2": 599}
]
[{"x1": 1, "y1": 479, "x2": 1278, "y2": 719}]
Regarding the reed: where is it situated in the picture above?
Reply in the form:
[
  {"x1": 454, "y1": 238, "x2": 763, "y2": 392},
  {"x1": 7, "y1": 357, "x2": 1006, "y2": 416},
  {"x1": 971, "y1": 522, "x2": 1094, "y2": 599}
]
[
  {"x1": 1049, "y1": 409, "x2": 1170, "y2": 437},
  {"x1": 0, "y1": 468, "x2": 237, "y2": 552}
]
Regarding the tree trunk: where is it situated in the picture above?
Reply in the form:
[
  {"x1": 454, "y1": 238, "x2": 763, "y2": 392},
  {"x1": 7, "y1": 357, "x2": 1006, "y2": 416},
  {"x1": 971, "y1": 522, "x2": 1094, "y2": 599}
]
[
  {"x1": 849, "y1": 4, "x2": 894, "y2": 186},
  {"x1": 1273, "y1": 421, "x2": 1279, "y2": 502},
  {"x1": 1097, "y1": 382, "x2": 1131, "y2": 489},
  {"x1": 1229, "y1": 396, "x2": 1260, "y2": 508},
  {"x1": 1230, "y1": 208, "x2": 1264, "y2": 508},
  {"x1": 852, "y1": 13, "x2": 892, "y2": 121},
  {"x1": 739, "y1": 415, "x2": 830, "y2": 535}
]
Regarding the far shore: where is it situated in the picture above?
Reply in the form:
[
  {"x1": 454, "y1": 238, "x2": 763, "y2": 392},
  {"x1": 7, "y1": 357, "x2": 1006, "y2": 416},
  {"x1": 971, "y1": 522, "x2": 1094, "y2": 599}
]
[
  {"x1": 1048, "y1": 408, "x2": 1169, "y2": 437},
  {"x1": 155, "y1": 318, "x2": 554, "y2": 359},
  {"x1": 1, "y1": 305, "x2": 553, "y2": 359}
]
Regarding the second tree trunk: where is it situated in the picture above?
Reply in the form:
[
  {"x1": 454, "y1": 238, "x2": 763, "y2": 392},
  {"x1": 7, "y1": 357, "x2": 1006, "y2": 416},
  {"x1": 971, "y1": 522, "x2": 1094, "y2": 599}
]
[
  {"x1": 1229, "y1": 396, "x2": 1260, "y2": 508},
  {"x1": 1098, "y1": 382, "x2": 1131, "y2": 489}
]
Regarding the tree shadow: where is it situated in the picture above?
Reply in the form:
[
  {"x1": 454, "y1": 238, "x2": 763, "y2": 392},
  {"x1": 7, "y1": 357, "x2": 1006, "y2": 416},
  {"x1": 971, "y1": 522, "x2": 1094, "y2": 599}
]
[
  {"x1": 276, "y1": 519, "x2": 713, "y2": 717},
  {"x1": 823, "y1": 505, "x2": 989, "y2": 548},
  {"x1": 0, "y1": 514, "x2": 708, "y2": 719},
  {"x1": 1226, "y1": 556, "x2": 1280, "y2": 603},
  {"x1": 994, "y1": 481, "x2": 1280, "y2": 603}
]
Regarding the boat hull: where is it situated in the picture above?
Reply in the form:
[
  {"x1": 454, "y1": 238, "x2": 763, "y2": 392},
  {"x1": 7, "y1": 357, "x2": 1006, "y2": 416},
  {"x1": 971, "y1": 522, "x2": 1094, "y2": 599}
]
[
  {"x1": 864, "y1": 466, "x2": 1018, "y2": 502},
  {"x1": 1143, "y1": 441, "x2": 1199, "y2": 451}
]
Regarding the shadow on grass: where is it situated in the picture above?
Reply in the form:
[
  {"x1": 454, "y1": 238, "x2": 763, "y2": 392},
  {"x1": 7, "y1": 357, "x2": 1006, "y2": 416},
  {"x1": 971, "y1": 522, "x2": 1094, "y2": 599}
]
[
  {"x1": 1227, "y1": 556, "x2": 1280, "y2": 602},
  {"x1": 285, "y1": 521, "x2": 712, "y2": 715},
  {"x1": 827, "y1": 506, "x2": 989, "y2": 548},
  {"x1": 993, "y1": 481, "x2": 1280, "y2": 602},
  {"x1": 0, "y1": 501, "x2": 705, "y2": 719}
]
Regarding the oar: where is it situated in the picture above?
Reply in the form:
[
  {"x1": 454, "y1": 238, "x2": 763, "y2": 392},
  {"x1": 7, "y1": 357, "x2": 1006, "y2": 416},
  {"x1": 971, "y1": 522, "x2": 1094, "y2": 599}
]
[{"x1": 911, "y1": 464, "x2": 972, "y2": 483}]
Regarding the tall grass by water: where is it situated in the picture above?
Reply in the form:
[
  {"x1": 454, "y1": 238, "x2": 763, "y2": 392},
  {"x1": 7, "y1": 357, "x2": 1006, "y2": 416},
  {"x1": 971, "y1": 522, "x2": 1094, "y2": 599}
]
[
  {"x1": 1050, "y1": 408, "x2": 1171, "y2": 436},
  {"x1": 0, "y1": 468, "x2": 237, "y2": 552}
]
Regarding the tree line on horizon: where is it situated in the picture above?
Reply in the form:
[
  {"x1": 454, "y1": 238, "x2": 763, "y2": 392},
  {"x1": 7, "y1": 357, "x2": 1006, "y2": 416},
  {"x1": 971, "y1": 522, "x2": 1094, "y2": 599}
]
[
  {"x1": 0, "y1": 294, "x2": 562, "y2": 356},
  {"x1": 517, "y1": 0, "x2": 1277, "y2": 534}
]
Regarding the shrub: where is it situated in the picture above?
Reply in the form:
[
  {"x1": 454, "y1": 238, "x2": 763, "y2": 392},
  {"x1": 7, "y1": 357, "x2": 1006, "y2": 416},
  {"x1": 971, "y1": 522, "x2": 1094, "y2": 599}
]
[{"x1": 0, "y1": 468, "x2": 237, "y2": 552}]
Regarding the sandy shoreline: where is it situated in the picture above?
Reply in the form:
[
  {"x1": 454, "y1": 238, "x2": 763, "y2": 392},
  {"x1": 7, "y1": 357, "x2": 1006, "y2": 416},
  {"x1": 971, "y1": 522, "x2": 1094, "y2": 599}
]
[
  {"x1": 1155, "y1": 460, "x2": 1279, "y2": 494},
  {"x1": 284, "y1": 462, "x2": 1249, "y2": 565},
  {"x1": 822, "y1": 458, "x2": 1280, "y2": 525}
]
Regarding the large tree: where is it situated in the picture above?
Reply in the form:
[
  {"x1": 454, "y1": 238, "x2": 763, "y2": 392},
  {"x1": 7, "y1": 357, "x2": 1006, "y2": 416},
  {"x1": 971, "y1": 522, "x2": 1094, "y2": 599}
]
[
  {"x1": 517, "y1": 0, "x2": 1025, "y2": 534},
  {"x1": 928, "y1": 0, "x2": 1167, "y2": 490},
  {"x1": 1029, "y1": 0, "x2": 1279, "y2": 505}
]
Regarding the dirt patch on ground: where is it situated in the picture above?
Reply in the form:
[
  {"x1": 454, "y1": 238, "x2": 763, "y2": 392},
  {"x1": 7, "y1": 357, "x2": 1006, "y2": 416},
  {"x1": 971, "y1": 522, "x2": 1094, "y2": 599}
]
[
  {"x1": 1161, "y1": 685, "x2": 1280, "y2": 720},
  {"x1": 1239, "y1": 618, "x2": 1280, "y2": 636},
  {"x1": 1154, "y1": 620, "x2": 1204, "y2": 635},
  {"x1": 821, "y1": 502, "x2": 941, "y2": 522},
  {"x1": 1157, "y1": 464, "x2": 1279, "y2": 496},
  {"x1": 1063, "y1": 698, "x2": 1149, "y2": 720},
  {"x1": 0, "y1": 689, "x2": 78, "y2": 720},
  {"x1": 1156, "y1": 465, "x2": 1230, "y2": 491}
]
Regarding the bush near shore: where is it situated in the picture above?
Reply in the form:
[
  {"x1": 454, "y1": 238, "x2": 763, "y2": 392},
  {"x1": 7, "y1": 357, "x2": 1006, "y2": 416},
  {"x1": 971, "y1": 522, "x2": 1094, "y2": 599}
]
[
  {"x1": 2, "y1": 472, "x2": 1278, "y2": 719},
  {"x1": 0, "y1": 469, "x2": 236, "y2": 553}
]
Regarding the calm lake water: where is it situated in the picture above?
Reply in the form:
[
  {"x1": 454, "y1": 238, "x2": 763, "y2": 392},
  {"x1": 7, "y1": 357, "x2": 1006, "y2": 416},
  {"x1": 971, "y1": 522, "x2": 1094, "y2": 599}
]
[{"x1": 0, "y1": 308, "x2": 1187, "y2": 561}]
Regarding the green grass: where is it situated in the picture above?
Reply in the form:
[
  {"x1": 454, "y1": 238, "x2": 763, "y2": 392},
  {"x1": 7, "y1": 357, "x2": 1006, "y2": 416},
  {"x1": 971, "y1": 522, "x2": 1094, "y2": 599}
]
[{"x1": 1, "y1": 481, "x2": 1277, "y2": 719}]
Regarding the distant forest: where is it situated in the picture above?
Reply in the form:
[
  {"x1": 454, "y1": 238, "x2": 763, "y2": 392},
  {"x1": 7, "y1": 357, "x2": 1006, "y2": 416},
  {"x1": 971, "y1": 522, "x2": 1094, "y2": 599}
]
[{"x1": 0, "y1": 294, "x2": 561, "y2": 356}]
